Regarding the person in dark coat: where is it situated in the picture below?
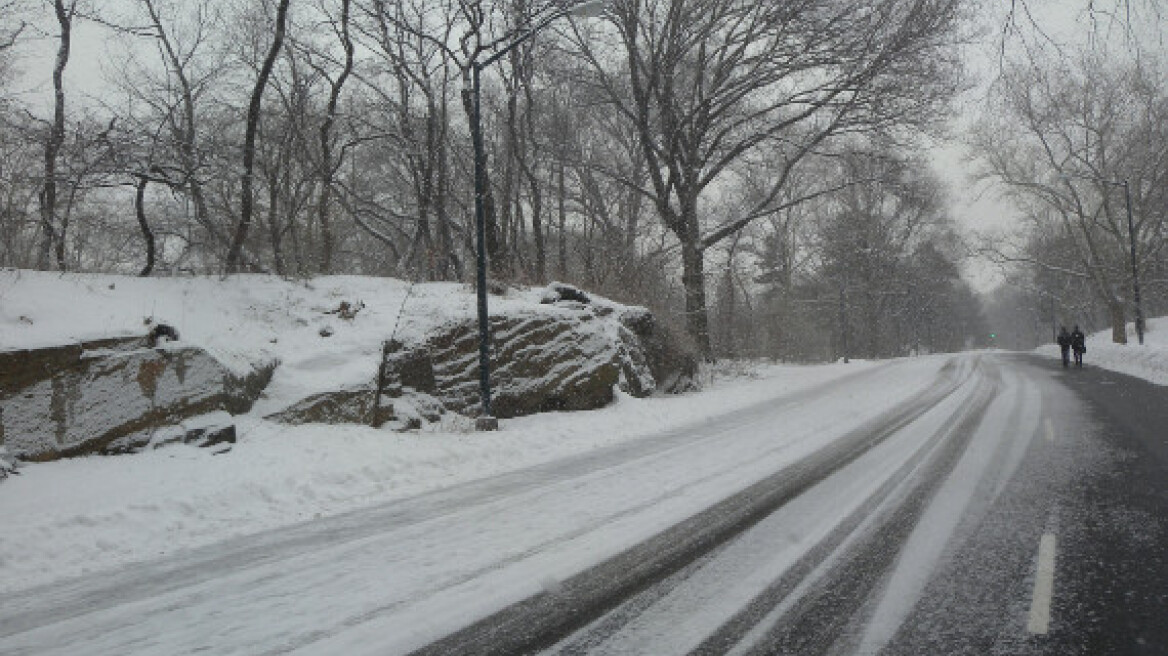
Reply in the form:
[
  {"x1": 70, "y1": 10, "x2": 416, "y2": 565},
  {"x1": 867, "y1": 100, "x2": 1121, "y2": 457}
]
[
  {"x1": 1070, "y1": 325, "x2": 1086, "y2": 367},
  {"x1": 1056, "y1": 326, "x2": 1071, "y2": 368}
]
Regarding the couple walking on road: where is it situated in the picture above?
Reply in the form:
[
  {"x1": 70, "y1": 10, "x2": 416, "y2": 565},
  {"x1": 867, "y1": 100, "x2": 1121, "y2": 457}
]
[{"x1": 1057, "y1": 326, "x2": 1086, "y2": 368}]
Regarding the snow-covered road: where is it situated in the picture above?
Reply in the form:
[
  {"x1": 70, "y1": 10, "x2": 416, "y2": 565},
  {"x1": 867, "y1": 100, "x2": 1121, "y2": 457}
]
[{"x1": 1, "y1": 353, "x2": 1070, "y2": 655}]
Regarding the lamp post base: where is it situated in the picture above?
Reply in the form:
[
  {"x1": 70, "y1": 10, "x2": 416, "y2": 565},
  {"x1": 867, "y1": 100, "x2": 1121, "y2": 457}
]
[{"x1": 475, "y1": 416, "x2": 500, "y2": 431}]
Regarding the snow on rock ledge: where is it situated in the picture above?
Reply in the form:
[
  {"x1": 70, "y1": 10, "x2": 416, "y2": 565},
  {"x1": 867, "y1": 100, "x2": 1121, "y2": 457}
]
[
  {"x1": 262, "y1": 283, "x2": 696, "y2": 425},
  {"x1": 383, "y1": 303, "x2": 663, "y2": 419},
  {"x1": 0, "y1": 339, "x2": 272, "y2": 461}
]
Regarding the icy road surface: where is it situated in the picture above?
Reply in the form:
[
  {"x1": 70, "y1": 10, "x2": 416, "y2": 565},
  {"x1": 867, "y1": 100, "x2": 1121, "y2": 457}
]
[{"x1": 3, "y1": 352, "x2": 1164, "y2": 655}]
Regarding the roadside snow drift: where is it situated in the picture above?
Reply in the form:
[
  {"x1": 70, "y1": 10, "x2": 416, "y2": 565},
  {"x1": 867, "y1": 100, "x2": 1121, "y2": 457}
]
[{"x1": 1035, "y1": 317, "x2": 1168, "y2": 385}]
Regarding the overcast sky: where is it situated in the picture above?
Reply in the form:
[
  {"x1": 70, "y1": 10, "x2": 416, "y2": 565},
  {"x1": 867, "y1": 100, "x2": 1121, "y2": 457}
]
[{"x1": 926, "y1": 0, "x2": 1167, "y2": 291}]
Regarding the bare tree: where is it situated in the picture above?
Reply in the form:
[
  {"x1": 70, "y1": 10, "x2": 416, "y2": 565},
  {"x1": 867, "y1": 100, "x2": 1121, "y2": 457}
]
[
  {"x1": 37, "y1": 0, "x2": 79, "y2": 270},
  {"x1": 972, "y1": 52, "x2": 1168, "y2": 342},
  {"x1": 0, "y1": 1, "x2": 27, "y2": 59},
  {"x1": 574, "y1": 0, "x2": 965, "y2": 357},
  {"x1": 307, "y1": 0, "x2": 354, "y2": 274},
  {"x1": 355, "y1": 0, "x2": 467, "y2": 280},
  {"x1": 816, "y1": 152, "x2": 950, "y2": 358},
  {"x1": 225, "y1": 0, "x2": 293, "y2": 273},
  {"x1": 140, "y1": 0, "x2": 229, "y2": 262}
]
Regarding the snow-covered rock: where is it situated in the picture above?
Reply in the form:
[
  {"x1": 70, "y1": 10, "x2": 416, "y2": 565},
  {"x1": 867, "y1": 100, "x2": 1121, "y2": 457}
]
[
  {"x1": 404, "y1": 306, "x2": 655, "y2": 418},
  {"x1": 0, "y1": 339, "x2": 271, "y2": 461},
  {"x1": 619, "y1": 307, "x2": 699, "y2": 393},
  {"x1": 0, "y1": 272, "x2": 698, "y2": 447},
  {"x1": 265, "y1": 384, "x2": 387, "y2": 426},
  {"x1": 0, "y1": 445, "x2": 16, "y2": 481}
]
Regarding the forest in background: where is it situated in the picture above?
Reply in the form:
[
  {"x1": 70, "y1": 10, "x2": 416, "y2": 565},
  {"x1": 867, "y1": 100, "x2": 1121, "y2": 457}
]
[
  {"x1": 1, "y1": 0, "x2": 996, "y2": 361},
  {"x1": 975, "y1": 3, "x2": 1168, "y2": 349}
]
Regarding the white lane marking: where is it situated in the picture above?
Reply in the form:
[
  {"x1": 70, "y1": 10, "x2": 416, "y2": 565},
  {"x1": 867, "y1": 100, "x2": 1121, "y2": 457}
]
[
  {"x1": 1044, "y1": 417, "x2": 1055, "y2": 442},
  {"x1": 1027, "y1": 532, "x2": 1057, "y2": 635}
]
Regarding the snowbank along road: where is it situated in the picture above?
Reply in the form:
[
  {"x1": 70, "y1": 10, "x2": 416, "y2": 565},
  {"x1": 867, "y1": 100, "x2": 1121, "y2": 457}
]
[{"x1": 2, "y1": 352, "x2": 1164, "y2": 655}]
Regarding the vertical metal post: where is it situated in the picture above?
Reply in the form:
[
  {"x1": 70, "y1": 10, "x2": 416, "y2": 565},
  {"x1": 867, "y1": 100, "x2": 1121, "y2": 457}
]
[
  {"x1": 1123, "y1": 180, "x2": 1145, "y2": 345},
  {"x1": 839, "y1": 282, "x2": 849, "y2": 364},
  {"x1": 463, "y1": 3, "x2": 608, "y2": 429},
  {"x1": 472, "y1": 64, "x2": 495, "y2": 424}
]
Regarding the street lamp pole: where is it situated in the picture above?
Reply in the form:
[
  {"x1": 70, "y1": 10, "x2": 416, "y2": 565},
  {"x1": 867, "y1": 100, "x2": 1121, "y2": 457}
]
[
  {"x1": 471, "y1": 62, "x2": 495, "y2": 429},
  {"x1": 1121, "y1": 179, "x2": 1145, "y2": 345},
  {"x1": 469, "y1": 0, "x2": 608, "y2": 430},
  {"x1": 1059, "y1": 173, "x2": 1146, "y2": 346}
]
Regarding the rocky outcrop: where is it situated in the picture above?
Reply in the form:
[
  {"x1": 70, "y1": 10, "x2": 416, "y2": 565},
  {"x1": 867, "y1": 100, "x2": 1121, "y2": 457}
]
[
  {"x1": 265, "y1": 383, "x2": 444, "y2": 432},
  {"x1": 375, "y1": 293, "x2": 681, "y2": 419},
  {"x1": 0, "y1": 338, "x2": 272, "y2": 461},
  {"x1": 102, "y1": 411, "x2": 238, "y2": 455},
  {"x1": 267, "y1": 301, "x2": 658, "y2": 425},
  {"x1": 0, "y1": 445, "x2": 17, "y2": 481},
  {"x1": 619, "y1": 308, "x2": 699, "y2": 393},
  {"x1": 265, "y1": 384, "x2": 388, "y2": 426},
  {"x1": 419, "y1": 313, "x2": 610, "y2": 418}
]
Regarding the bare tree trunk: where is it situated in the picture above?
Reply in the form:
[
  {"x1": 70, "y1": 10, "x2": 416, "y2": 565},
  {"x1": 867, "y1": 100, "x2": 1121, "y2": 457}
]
[
  {"x1": 680, "y1": 237, "x2": 712, "y2": 361},
  {"x1": 266, "y1": 166, "x2": 285, "y2": 276},
  {"x1": 557, "y1": 162, "x2": 567, "y2": 278},
  {"x1": 434, "y1": 119, "x2": 462, "y2": 280},
  {"x1": 519, "y1": 78, "x2": 544, "y2": 282},
  {"x1": 225, "y1": 0, "x2": 292, "y2": 273},
  {"x1": 499, "y1": 87, "x2": 518, "y2": 276},
  {"x1": 142, "y1": 0, "x2": 223, "y2": 256},
  {"x1": 315, "y1": 0, "x2": 352, "y2": 274},
  {"x1": 529, "y1": 172, "x2": 544, "y2": 282},
  {"x1": 38, "y1": 0, "x2": 73, "y2": 270},
  {"x1": 134, "y1": 175, "x2": 156, "y2": 276},
  {"x1": 1108, "y1": 301, "x2": 1127, "y2": 344}
]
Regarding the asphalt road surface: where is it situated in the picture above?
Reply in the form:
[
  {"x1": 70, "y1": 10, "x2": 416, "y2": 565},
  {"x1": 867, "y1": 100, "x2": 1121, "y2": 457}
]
[
  {"x1": 2, "y1": 353, "x2": 1165, "y2": 655},
  {"x1": 417, "y1": 354, "x2": 1168, "y2": 656}
]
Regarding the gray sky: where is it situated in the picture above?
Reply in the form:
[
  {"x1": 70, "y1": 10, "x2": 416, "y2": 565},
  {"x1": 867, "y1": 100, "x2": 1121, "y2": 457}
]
[{"x1": 927, "y1": 0, "x2": 1167, "y2": 292}]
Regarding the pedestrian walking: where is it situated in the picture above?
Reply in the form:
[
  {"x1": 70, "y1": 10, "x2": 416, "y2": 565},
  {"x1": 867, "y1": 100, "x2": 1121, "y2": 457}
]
[
  {"x1": 1071, "y1": 325, "x2": 1086, "y2": 368},
  {"x1": 1056, "y1": 326, "x2": 1071, "y2": 368}
]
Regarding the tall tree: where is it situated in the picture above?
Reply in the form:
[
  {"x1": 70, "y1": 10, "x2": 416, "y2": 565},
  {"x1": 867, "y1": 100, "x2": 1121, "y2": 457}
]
[
  {"x1": 225, "y1": 0, "x2": 293, "y2": 273},
  {"x1": 311, "y1": 0, "x2": 353, "y2": 274},
  {"x1": 576, "y1": 0, "x2": 964, "y2": 357},
  {"x1": 133, "y1": 0, "x2": 230, "y2": 266},
  {"x1": 973, "y1": 52, "x2": 1168, "y2": 342},
  {"x1": 38, "y1": 0, "x2": 78, "y2": 270}
]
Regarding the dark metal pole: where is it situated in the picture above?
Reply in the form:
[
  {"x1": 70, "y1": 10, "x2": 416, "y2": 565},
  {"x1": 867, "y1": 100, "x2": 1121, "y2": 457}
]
[
  {"x1": 472, "y1": 64, "x2": 496, "y2": 426},
  {"x1": 1123, "y1": 180, "x2": 1145, "y2": 345},
  {"x1": 839, "y1": 282, "x2": 849, "y2": 364},
  {"x1": 465, "y1": 3, "x2": 606, "y2": 429}
]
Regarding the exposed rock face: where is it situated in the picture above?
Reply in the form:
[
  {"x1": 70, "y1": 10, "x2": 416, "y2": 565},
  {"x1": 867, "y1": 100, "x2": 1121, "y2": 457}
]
[
  {"x1": 265, "y1": 384, "x2": 444, "y2": 431},
  {"x1": 265, "y1": 384, "x2": 388, "y2": 426},
  {"x1": 0, "y1": 338, "x2": 272, "y2": 461},
  {"x1": 619, "y1": 308, "x2": 699, "y2": 393},
  {"x1": 102, "y1": 411, "x2": 238, "y2": 455},
  {"x1": 0, "y1": 445, "x2": 17, "y2": 481},
  {"x1": 379, "y1": 300, "x2": 667, "y2": 419},
  {"x1": 380, "y1": 341, "x2": 437, "y2": 396},
  {"x1": 425, "y1": 313, "x2": 604, "y2": 417}
]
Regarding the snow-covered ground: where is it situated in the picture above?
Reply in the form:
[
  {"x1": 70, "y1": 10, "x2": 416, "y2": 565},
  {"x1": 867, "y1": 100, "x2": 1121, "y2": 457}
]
[
  {"x1": 0, "y1": 270, "x2": 620, "y2": 413},
  {"x1": 1035, "y1": 317, "x2": 1168, "y2": 386},
  {"x1": 0, "y1": 358, "x2": 878, "y2": 596},
  {"x1": 0, "y1": 270, "x2": 881, "y2": 595},
  {"x1": 2, "y1": 269, "x2": 1162, "y2": 607}
]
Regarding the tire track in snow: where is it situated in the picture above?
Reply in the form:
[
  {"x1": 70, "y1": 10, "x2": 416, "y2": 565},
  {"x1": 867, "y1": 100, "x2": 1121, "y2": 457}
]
[
  {"x1": 727, "y1": 361, "x2": 1002, "y2": 656},
  {"x1": 0, "y1": 361, "x2": 902, "y2": 640},
  {"x1": 404, "y1": 359, "x2": 979, "y2": 656}
]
